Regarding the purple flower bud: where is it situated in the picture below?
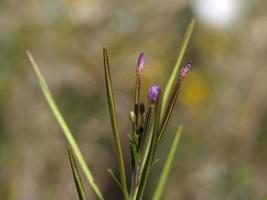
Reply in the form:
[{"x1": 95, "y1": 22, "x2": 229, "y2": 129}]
[
  {"x1": 136, "y1": 52, "x2": 145, "y2": 74},
  {"x1": 179, "y1": 62, "x2": 192, "y2": 80},
  {"x1": 148, "y1": 85, "x2": 161, "y2": 104}
]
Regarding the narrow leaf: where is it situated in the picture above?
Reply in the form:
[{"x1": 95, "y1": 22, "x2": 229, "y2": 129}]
[
  {"x1": 131, "y1": 110, "x2": 154, "y2": 200},
  {"x1": 157, "y1": 79, "x2": 182, "y2": 143},
  {"x1": 26, "y1": 51, "x2": 104, "y2": 200},
  {"x1": 161, "y1": 19, "x2": 195, "y2": 116},
  {"x1": 68, "y1": 148, "x2": 87, "y2": 200},
  {"x1": 102, "y1": 48, "x2": 129, "y2": 198},
  {"x1": 107, "y1": 169, "x2": 123, "y2": 192},
  {"x1": 151, "y1": 159, "x2": 160, "y2": 168},
  {"x1": 152, "y1": 126, "x2": 182, "y2": 200},
  {"x1": 138, "y1": 105, "x2": 152, "y2": 153},
  {"x1": 136, "y1": 93, "x2": 162, "y2": 200}
]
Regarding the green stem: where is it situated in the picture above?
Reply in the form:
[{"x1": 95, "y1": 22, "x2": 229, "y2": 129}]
[
  {"x1": 152, "y1": 126, "x2": 182, "y2": 200},
  {"x1": 103, "y1": 48, "x2": 129, "y2": 199},
  {"x1": 157, "y1": 79, "x2": 182, "y2": 143},
  {"x1": 134, "y1": 75, "x2": 141, "y2": 142},
  {"x1": 130, "y1": 105, "x2": 153, "y2": 199},
  {"x1": 136, "y1": 96, "x2": 161, "y2": 200},
  {"x1": 68, "y1": 148, "x2": 87, "y2": 200},
  {"x1": 138, "y1": 105, "x2": 152, "y2": 152},
  {"x1": 134, "y1": 75, "x2": 141, "y2": 105}
]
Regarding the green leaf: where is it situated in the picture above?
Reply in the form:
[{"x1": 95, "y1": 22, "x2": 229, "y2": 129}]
[
  {"x1": 68, "y1": 148, "x2": 87, "y2": 200},
  {"x1": 130, "y1": 135, "x2": 139, "y2": 169},
  {"x1": 102, "y1": 48, "x2": 129, "y2": 199},
  {"x1": 151, "y1": 159, "x2": 160, "y2": 168},
  {"x1": 136, "y1": 94, "x2": 162, "y2": 200},
  {"x1": 107, "y1": 169, "x2": 123, "y2": 192},
  {"x1": 138, "y1": 106, "x2": 152, "y2": 153},
  {"x1": 130, "y1": 108, "x2": 154, "y2": 200},
  {"x1": 161, "y1": 19, "x2": 195, "y2": 117},
  {"x1": 152, "y1": 126, "x2": 182, "y2": 200},
  {"x1": 26, "y1": 51, "x2": 104, "y2": 200}
]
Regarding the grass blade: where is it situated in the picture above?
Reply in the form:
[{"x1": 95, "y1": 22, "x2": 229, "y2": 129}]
[
  {"x1": 107, "y1": 169, "x2": 123, "y2": 192},
  {"x1": 68, "y1": 148, "x2": 87, "y2": 200},
  {"x1": 161, "y1": 19, "x2": 195, "y2": 116},
  {"x1": 103, "y1": 48, "x2": 129, "y2": 199},
  {"x1": 26, "y1": 51, "x2": 104, "y2": 200},
  {"x1": 152, "y1": 126, "x2": 182, "y2": 200}
]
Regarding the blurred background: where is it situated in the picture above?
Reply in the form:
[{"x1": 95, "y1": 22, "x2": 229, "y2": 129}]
[{"x1": 0, "y1": 0, "x2": 267, "y2": 199}]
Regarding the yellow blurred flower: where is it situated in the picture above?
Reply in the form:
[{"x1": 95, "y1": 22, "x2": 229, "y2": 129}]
[{"x1": 179, "y1": 71, "x2": 211, "y2": 108}]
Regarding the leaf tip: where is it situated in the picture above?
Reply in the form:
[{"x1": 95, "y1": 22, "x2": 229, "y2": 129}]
[{"x1": 26, "y1": 50, "x2": 34, "y2": 63}]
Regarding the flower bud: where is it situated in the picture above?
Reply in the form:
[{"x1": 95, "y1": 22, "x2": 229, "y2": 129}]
[
  {"x1": 136, "y1": 53, "x2": 145, "y2": 75},
  {"x1": 179, "y1": 62, "x2": 192, "y2": 80},
  {"x1": 129, "y1": 111, "x2": 136, "y2": 123},
  {"x1": 148, "y1": 85, "x2": 161, "y2": 104}
]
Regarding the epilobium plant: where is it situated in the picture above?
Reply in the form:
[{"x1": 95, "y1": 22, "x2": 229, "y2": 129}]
[{"x1": 26, "y1": 19, "x2": 195, "y2": 200}]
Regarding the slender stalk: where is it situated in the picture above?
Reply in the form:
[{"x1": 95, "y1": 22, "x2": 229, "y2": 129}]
[
  {"x1": 26, "y1": 51, "x2": 104, "y2": 200},
  {"x1": 134, "y1": 75, "x2": 141, "y2": 105},
  {"x1": 134, "y1": 74, "x2": 141, "y2": 144},
  {"x1": 103, "y1": 48, "x2": 129, "y2": 199},
  {"x1": 136, "y1": 95, "x2": 162, "y2": 200},
  {"x1": 130, "y1": 105, "x2": 152, "y2": 198},
  {"x1": 158, "y1": 79, "x2": 182, "y2": 143},
  {"x1": 138, "y1": 105, "x2": 152, "y2": 152},
  {"x1": 131, "y1": 125, "x2": 154, "y2": 200},
  {"x1": 130, "y1": 60, "x2": 143, "y2": 197},
  {"x1": 107, "y1": 169, "x2": 123, "y2": 192},
  {"x1": 161, "y1": 19, "x2": 195, "y2": 117},
  {"x1": 68, "y1": 148, "x2": 87, "y2": 200},
  {"x1": 152, "y1": 126, "x2": 182, "y2": 200}
]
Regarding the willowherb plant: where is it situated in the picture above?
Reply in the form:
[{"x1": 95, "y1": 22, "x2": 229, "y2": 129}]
[{"x1": 26, "y1": 19, "x2": 195, "y2": 200}]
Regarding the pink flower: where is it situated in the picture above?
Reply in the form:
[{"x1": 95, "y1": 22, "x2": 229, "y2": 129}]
[
  {"x1": 179, "y1": 62, "x2": 192, "y2": 80},
  {"x1": 148, "y1": 85, "x2": 161, "y2": 104},
  {"x1": 136, "y1": 53, "x2": 145, "y2": 74}
]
